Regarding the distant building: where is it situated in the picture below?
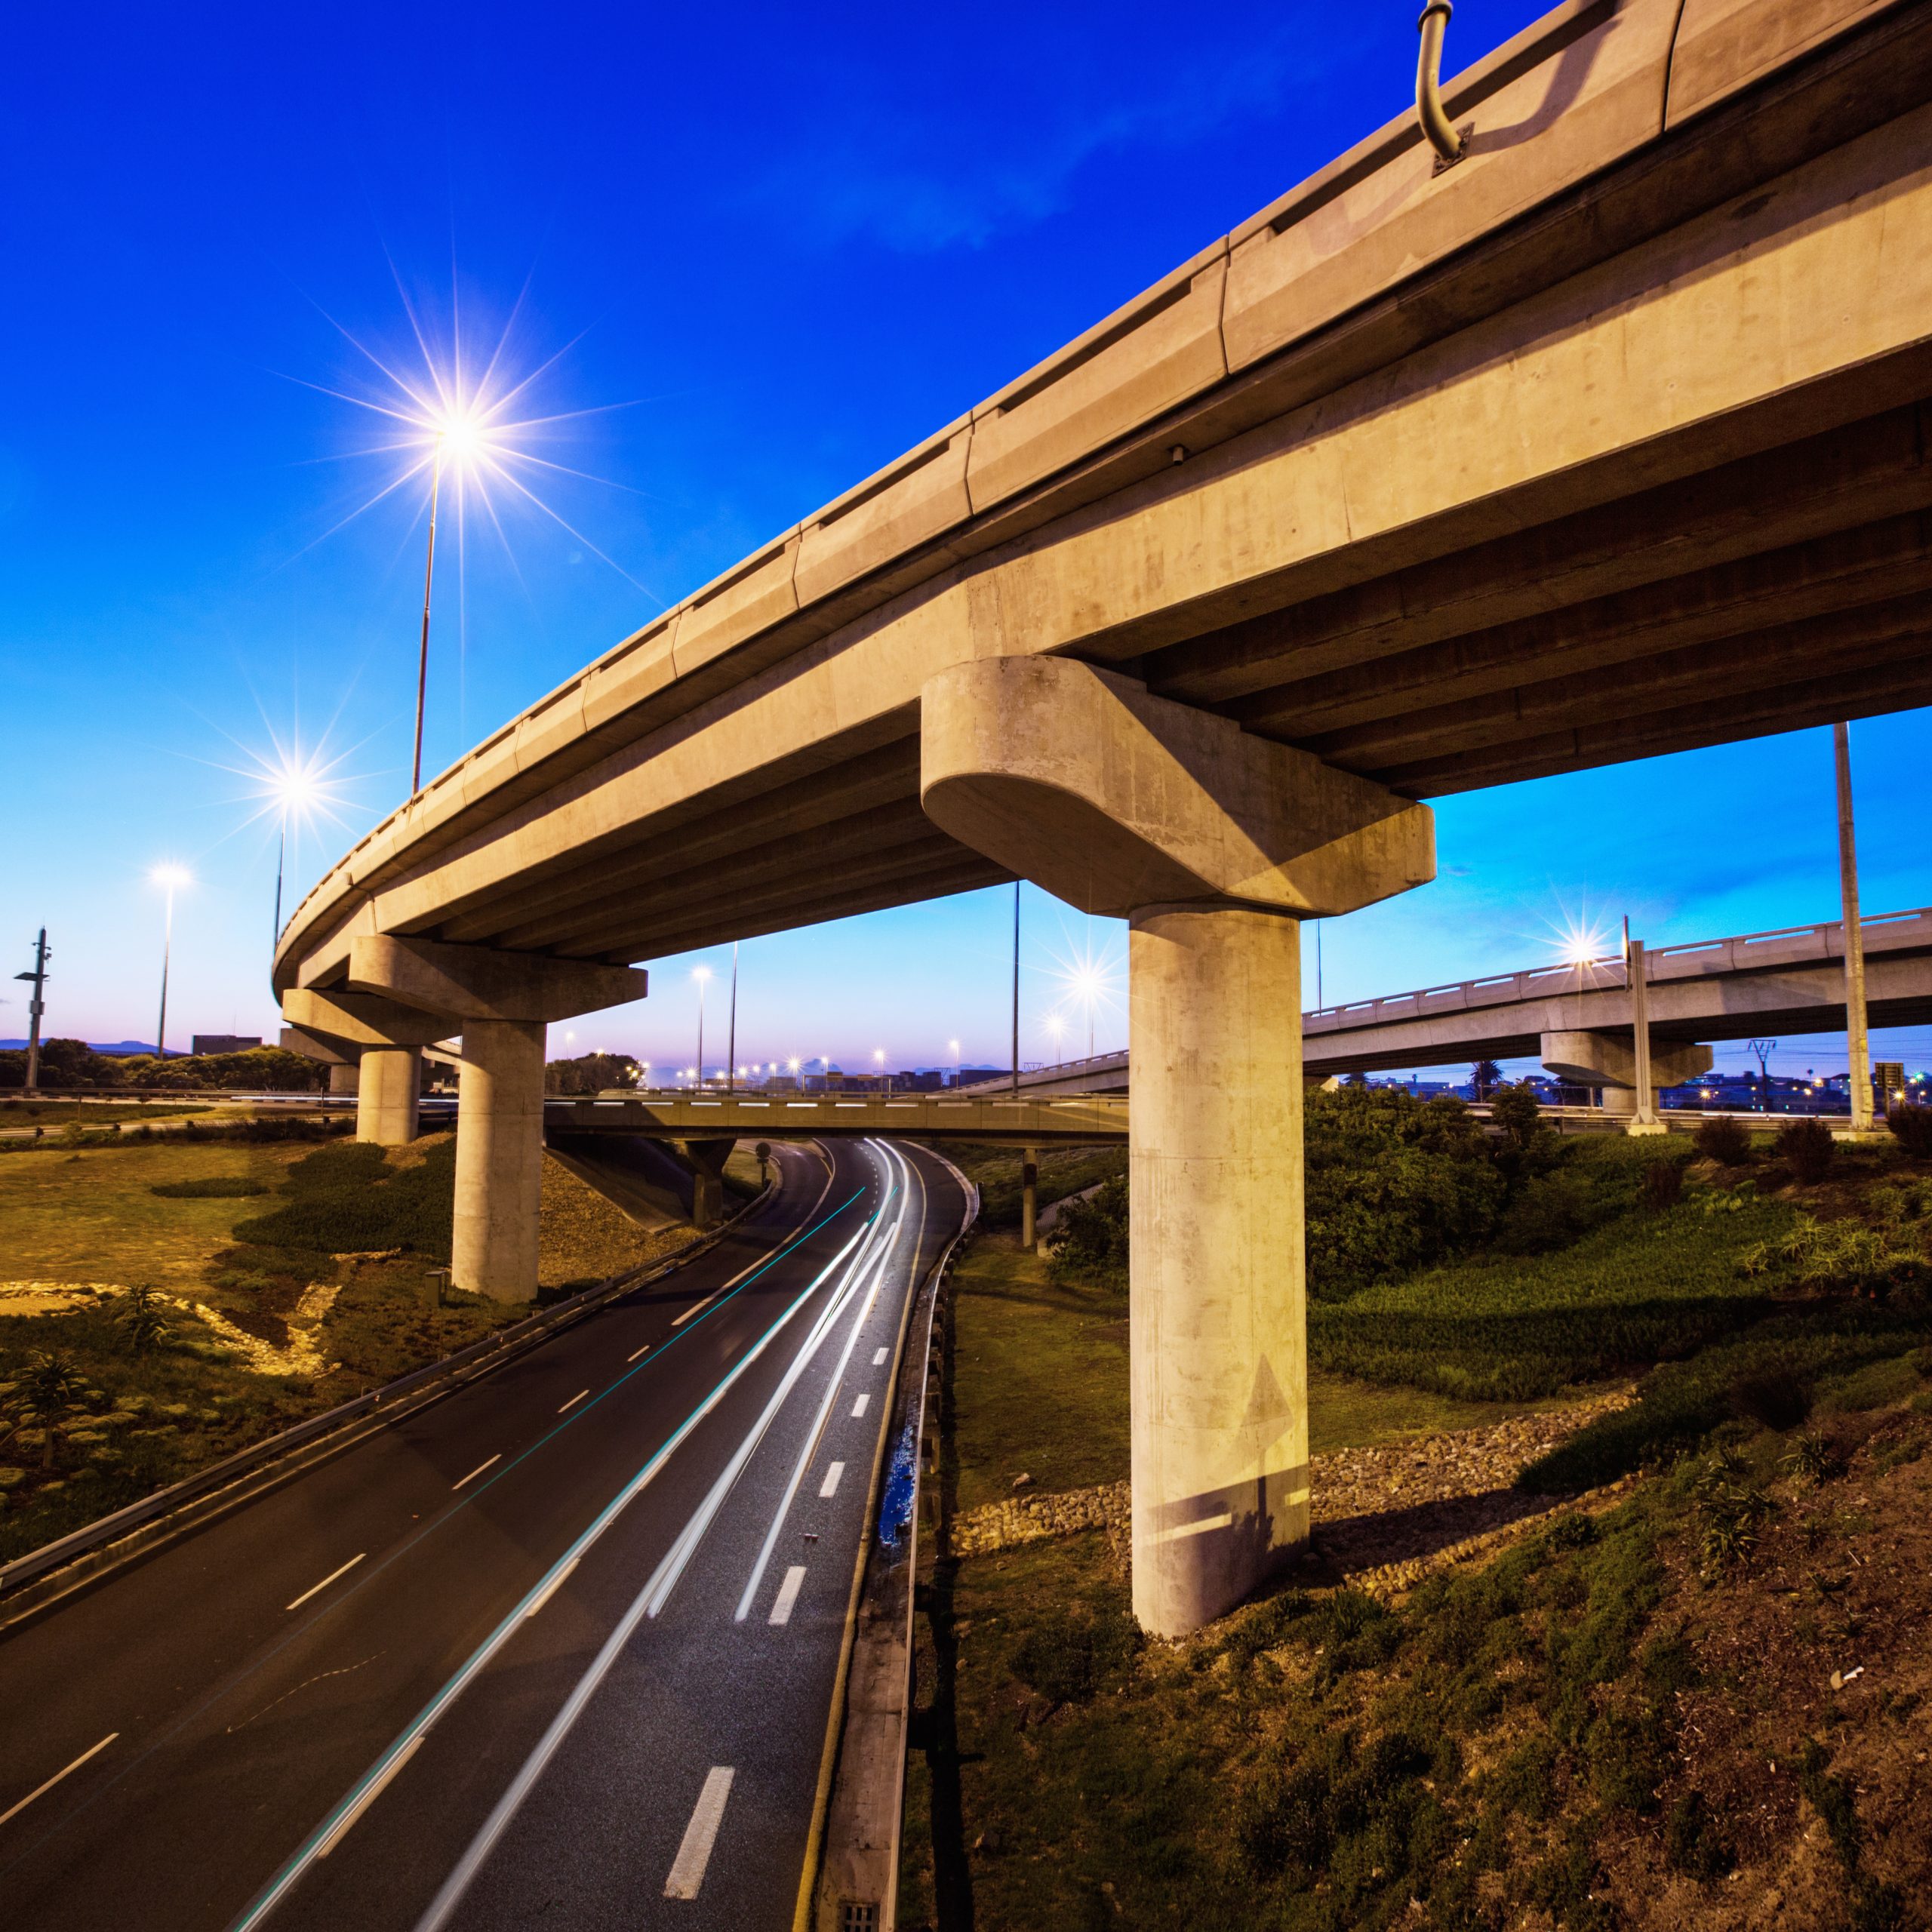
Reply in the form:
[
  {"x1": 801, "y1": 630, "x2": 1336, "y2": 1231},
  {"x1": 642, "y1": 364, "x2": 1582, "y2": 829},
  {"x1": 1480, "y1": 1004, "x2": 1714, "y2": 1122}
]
[{"x1": 191, "y1": 1035, "x2": 263, "y2": 1056}]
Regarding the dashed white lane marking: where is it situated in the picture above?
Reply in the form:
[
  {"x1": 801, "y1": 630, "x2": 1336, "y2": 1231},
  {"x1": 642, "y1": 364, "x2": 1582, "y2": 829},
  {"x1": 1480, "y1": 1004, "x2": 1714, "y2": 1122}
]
[
  {"x1": 672, "y1": 1292, "x2": 718, "y2": 1328},
  {"x1": 524, "y1": 1557, "x2": 580, "y2": 1620},
  {"x1": 452, "y1": 1455, "x2": 500, "y2": 1491},
  {"x1": 315, "y1": 1734, "x2": 423, "y2": 1858},
  {"x1": 557, "y1": 1389, "x2": 589, "y2": 1414},
  {"x1": 627, "y1": 1343, "x2": 651, "y2": 1363},
  {"x1": 818, "y1": 1461, "x2": 844, "y2": 1499},
  {"x1": 663, "y1": 1766, "x2": 735, "y2": 1898},
  {"x1": 872, "y1": 1346, "x2": 888, "y2": 1365},
  {"x1": 286, "y1": 1552, "x2": 365, "y2": 1611},
  {"x1": 0, "y1": 1733, "x2": 118, "y2": 1829},
  {"x1": 769, "y1": 1566, "x2": 807, "y2": 1626},
  {"x1": 851, "y1": 1393, "x2": 869, "y2": 1419}
]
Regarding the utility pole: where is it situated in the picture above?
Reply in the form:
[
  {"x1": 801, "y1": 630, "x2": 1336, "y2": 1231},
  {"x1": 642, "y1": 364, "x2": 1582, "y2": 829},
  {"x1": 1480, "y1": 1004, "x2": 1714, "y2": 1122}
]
[
  {"x1": 727, "y1": 941, "x2": 739, "y2": 1094},
  {"x1": 14, "y1": 930, "x2": 49, "y2": 1092},
  {"x1": 1628, "y1": 936, "x2": 1657, "y2": 1128},
  {"x1": 1011, "y1": 881, "x2": 1020, "y2": 1099},
  {"x1": 1833, "y1": 722, "x2": 1873, "y2": 1131}
]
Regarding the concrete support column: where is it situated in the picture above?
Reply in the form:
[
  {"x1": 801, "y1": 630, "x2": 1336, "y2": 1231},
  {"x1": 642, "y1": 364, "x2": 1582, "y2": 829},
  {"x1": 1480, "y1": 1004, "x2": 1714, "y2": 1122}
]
[
  {"x1": 452, "y1": 1020, "x2": 547, "y2": 1302},
  {"x1": 1129, "y1": 903, "x2": 1308, "y2": 1638},
  {"x1": 356, "y1": 1046, "x2": 420, "y2": 1147},
  {"x1": 1020, "y1": 1149, "x2": 1039, "y2": 1249},
  {"x1": 328, "y1": 1061, "x2": 361, "y2": 1098}
]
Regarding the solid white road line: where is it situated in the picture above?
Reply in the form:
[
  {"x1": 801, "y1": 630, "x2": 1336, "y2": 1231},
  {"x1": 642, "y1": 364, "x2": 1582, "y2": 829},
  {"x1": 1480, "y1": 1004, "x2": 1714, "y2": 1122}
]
[
  {"x1": 818, "y1": 1461, "x2": 844, "y2": 1499},
  {"x1": 286, "y1": 1552, "x2": 366, "y2": 1611},
  {"x1": 524, "y1": 1557, "x2": 580, "y2": 1620},
  {"x1": 235, "y1": 1178, "x2": 870, "y2": 1932},
  {"x1": 452, "y1": 1455, "x2": 500, "y2": 1491},
  {"x1": 872, "y1": 1346, "x2": 889, "y2": 1365},
  {"x1": 0, "y1": 1732, "x2": 118, "y2": 1829},
  {"x1": 663, "y1": 1766, "x2": 735, "y2": 1899},
  {"x1": 403, "y1": 1211, "x2": 880, "y2": 1932},
  {"x1": 315, "y1": 1735, "x2": 423, "y2": 1859},
  {"x1": 851, "y1": 1393, "x2": 869, "y2": 1419},
  {"x1": 627, "y1": 1343, "x2": 651, "y2": 1363},
  {"x1": 768, "y1": 1565, "x2": 806, "y2": 1626},
  {"x1": 558, "y1": 1389, "x2": 589, "y2": 1414},
  {"x1": 733, "y1": 1140, "x2": 918, "y2": 1623}
]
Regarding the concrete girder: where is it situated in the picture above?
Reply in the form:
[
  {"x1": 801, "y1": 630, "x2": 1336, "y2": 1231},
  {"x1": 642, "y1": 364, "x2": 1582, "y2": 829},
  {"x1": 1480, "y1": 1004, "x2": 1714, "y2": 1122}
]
[
  {"x1": 1541, "y1": 1031, "x2": 1715, "y2": 1106},
  {"x1": 1158, "y1": 402, "x2": 1932, "y2": 707},
  {"x1": 340, "y1": 938, "x2": 648, "y2": 1302},
  {"x1": 347, "y1": 936, "x2": 647, "y2": 1026},
  {"x1": 921, "y1": 657, "x2": 1435, "y2": 1637},
  {"x1": 1239, "y1": 506, "x2": 1932, "y2": 740},
  {"x1": 920, "y1": 657, "x2": 1433, "y2": 921},
  {"x1": 278, "y1": 994, "x2": 451, "y2": 1148}
]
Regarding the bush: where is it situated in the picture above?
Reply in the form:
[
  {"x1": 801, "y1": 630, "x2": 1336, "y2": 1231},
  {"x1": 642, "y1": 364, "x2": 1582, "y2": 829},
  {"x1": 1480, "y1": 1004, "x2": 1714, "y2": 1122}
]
[
  {"x1": 1496, "y1": 1170, "x2": 1605, "y2": 1254},
  {"x1": 1888, "y1": 1103, "x2": 1932, "y2": 1159},
  {"x1": 1776, "y1": 1117, "x2": 1836, "y2": 1183},
  {"x1": 1694, "y1": 1116, "x2": 1752, "y2": 1165},
  {"x1": 1008, "y1": 1601, "x2": 1141, "y2": 1705},
  {"x1": 1043, "y1": 1177, "x2": 1128, "y2": 1290},
  {"x1": 230, "y1": 1139, "x2": 456, "y2": 1260},
  {"x1": 1305, "y1": 1088, "x2": 1505, "y2": 1298},
  {"x1": 149, "y1": 1177, "x2": 269, "y2": 1199},
  {"x1": 1641, "y1": 1159, "x2": 1684, "y2": 1213}
]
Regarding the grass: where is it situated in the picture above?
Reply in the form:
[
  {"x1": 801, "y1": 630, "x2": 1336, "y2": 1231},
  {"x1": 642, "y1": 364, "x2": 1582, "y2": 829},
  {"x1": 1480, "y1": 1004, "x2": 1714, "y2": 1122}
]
[
  {"x1": 946, "y1": 1233, "x2": 1592, "y2": 1517},
  {"x1": 0, "y1": 1130, "x2": 685, "y2": 1564},
  {"x1": 925, "y1": 1140, "x2": 1128, "y2": 1233},
  {"x1": 0, "y1": 1100, "x2": 216, "y2": 1126}
]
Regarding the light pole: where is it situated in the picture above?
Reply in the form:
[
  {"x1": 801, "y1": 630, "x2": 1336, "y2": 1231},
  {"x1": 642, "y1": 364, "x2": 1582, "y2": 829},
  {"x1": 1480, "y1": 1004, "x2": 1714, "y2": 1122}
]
[
  {"x1": 727, "y1": 940, "x2": 739, "y2": 1094},
  {"x1": 151, "y1": 866, "x2": 191, "y2": 1065},
  {"x1": 410, "y1": 414, "x2": 488, "y2": 799},
  {"x1": 949, "y1": 1038, "x2": 960, "y2": 1088},
  {"x1": 693, "y1": 967, "x2": 712, "y2": 1090},
  {"x1": 1833, "y1": 721, "x2": 1874, "y2": 1131},
  {"x1": 874, "y1": 1048, "x2": 888, "y2": 1097},
  {"x1": 1011, "y1": 881, "x2": 1020, "y2": 1098},
  {"x1": 1046, "y1": 1013, "x2": 1066, "y2": 1066},
  {"x1": 14, "y1": 929, "x2": 49, "y2": 1093}
]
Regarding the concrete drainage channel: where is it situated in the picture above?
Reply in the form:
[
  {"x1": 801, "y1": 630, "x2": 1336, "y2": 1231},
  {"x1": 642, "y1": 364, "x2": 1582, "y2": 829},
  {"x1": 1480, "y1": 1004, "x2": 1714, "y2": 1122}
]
[
  {"x1": 0, "y1": 1177, "x2": 778, "y2": 1633},
  {"x1": 807, "y1": 1156, "x2": 979, "y2": 1932}
]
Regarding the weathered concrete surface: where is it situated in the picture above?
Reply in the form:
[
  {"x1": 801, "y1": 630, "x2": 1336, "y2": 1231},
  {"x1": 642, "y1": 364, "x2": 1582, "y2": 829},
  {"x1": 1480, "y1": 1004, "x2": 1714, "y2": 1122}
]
[
  {"x1": 272, "y1": 1, "x2": 1932, "y2": 992},
  {"x1": 1129, "y1": 906, "x2": 1309, "y2": 1637},
  {"x1": 921, "y1": 657, "x2": 1433, "y2": 918},
  {"x1": 542, "y1": 1091, "x2": 1129, "y2": 1145},
  {"x1": 969, "y1": 907, "x2": 1932, "y2": 1096},
  {"x1": 355, "y1": 1047, "x2": 421, "y2": 1149},
  {"x1": 453, "y1": 1020, "x2": 547, "y2": 1300}
]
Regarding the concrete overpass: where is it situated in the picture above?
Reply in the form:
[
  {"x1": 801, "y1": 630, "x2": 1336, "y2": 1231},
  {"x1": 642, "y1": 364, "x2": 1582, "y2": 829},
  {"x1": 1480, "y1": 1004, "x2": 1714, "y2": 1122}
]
[
  {"x1": 965, "y1": 904, "x2": 1932, "y2": 1103},
  {"x1": 278, "y1": 0, "x2": 1932, "y2": 1635}
]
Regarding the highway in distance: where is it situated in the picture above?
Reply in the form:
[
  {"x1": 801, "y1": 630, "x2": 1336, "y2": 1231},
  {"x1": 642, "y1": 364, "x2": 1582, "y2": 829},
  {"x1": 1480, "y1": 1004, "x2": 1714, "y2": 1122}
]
[{"x1": 0, "y1": 1136, "x2": 962, "y2": 1931}]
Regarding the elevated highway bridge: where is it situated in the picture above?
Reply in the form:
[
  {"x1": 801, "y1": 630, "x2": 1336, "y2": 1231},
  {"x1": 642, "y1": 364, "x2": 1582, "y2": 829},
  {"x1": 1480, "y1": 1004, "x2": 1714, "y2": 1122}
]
[{"x1": 278, "y1": 0, "x2": 1932, "y2": 1635}]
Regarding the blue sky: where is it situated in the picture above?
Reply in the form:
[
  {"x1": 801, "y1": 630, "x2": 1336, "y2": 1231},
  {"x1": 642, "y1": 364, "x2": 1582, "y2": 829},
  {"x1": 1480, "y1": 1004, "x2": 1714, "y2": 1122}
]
[{"x1": 3, "y1": 1, "x2": 1926, "y2": 1076}]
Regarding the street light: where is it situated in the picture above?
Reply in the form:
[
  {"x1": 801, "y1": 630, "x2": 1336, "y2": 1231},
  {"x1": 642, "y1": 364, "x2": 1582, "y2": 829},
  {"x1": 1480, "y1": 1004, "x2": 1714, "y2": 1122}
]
[
  {"x1": 1045, "y1": 1013, "x2": 1066, "y2": 1064},
  {"x1": 411, "y1": 408, "x2": 497, "y2": 798},
  {"x1": 150, "y1": 866, "x2": 192, "y2": 1066},
  {"x1": 693, "y1": 967, "x2": 712, "y2": 1089},
  {"x1": 949, "y1": 1037, "x2": 961, "y2": 1087},
  {"x1": 874, "y1": 1047, "x2": 890, "y2": 1098},
  {"x1": 267, "y1": 758, "x2": 321, "y2": 957}
]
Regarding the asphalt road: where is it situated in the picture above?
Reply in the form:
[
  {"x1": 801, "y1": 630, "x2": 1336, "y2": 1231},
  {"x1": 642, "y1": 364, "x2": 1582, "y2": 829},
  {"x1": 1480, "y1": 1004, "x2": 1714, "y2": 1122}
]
[{"x1": 0, "y1": 1135, "x2": 961, "y2": 1931}]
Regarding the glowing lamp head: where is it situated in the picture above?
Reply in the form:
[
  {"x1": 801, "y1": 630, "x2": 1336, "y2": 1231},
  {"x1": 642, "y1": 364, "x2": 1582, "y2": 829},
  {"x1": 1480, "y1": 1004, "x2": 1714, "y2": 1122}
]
[
  {"x1": 693, "y1": 966, "x2": 712, "y2": 985},
  {"x1": 151, "y1": 863, "x2": 192, "y2": 892},
  {"x1": 433, "y1": 409, "x2": 491, "y2": 467}
]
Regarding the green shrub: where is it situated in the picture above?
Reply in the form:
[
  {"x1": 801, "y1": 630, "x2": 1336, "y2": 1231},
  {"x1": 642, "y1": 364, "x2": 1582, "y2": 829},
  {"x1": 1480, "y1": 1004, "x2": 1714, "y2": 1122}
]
[
  {"x1": 1043, "y1": 1177, "x2": 1129, "y2": 1290},
  {"x1": 1008, "y1": 1601, "x2": 1141, "y2": 1705},
  {"x1": 1305, "y1": 1088, "x2": 1505, "y2": 1298},
  {"x1": 231, "y1": 1138, "x2": 456, "y2": 1260},
  {"x1": 1777, "y1": 1116, "x2": 1837, "y2": 1183},
  {"x1": 1642, "y1": 1158, "x2": 1684, "y2": 1213},
  {"x1": 149, "y1": 1176, "x2": 269, "y2": 1198},
  {"x1": 1694, "y1": 1115, "x2": 1753, "y2": 1164},
  {"x1": 1887, "y1": 1103, "x2": 1932, "y2": 1159}
]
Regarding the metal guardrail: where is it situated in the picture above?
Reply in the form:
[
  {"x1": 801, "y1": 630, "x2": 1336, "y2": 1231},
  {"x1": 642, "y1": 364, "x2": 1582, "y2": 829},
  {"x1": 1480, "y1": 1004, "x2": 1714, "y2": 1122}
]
[{"x1": 0, "y1": 1181, "x2": 775, "y2": 1614}]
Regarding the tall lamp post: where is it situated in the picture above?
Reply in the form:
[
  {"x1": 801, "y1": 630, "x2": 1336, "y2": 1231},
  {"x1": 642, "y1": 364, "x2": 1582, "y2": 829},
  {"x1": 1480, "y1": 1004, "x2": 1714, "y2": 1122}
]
[
  {"x1": 409, "y1": 414, "x2": 488, "y2": 800},
  {"x1": 151, "y1": 866, "x2": 192, "y2": 1065},
  {"x1": 14, "y1": 929, "x2": 49, "y2": 1093},
  {"x1": 1833, "y1": 722, "x2": 1874, "y2": 1131}
]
